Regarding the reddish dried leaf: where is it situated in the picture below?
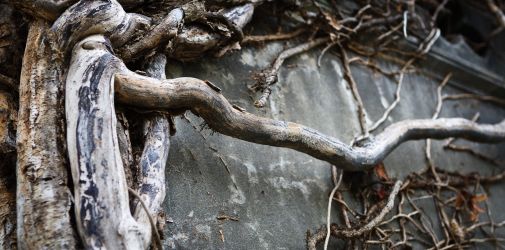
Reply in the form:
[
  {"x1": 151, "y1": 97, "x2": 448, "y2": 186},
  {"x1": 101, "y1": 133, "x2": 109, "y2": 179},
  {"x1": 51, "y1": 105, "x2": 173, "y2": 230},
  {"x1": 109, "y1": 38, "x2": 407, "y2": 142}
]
[
  {"x1": 471, "y1": 194, "x2": 487, "y2": 203},
  {"x1": 374, "y1": 163, "x2": 389, "y2": 181},
  {"x1": 469, "y1": 194, "x2": 487, "y2": 221},
  {"x1": 377, "y1": 187, "x2": 386, "y2": 200},
  {"x1": 454, "y1": 192, "x2": 466, "y2": 209},
  {"x1": 455, "y1": 191, "x2": 487, "y2": 221}
]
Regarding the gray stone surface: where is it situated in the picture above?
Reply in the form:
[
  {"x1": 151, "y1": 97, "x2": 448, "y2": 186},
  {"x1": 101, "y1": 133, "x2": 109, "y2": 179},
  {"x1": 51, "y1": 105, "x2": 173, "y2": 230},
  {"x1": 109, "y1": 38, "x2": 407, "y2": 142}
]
[{"x1": 161, "y1": 39, "x2": 505, "y2": 249}]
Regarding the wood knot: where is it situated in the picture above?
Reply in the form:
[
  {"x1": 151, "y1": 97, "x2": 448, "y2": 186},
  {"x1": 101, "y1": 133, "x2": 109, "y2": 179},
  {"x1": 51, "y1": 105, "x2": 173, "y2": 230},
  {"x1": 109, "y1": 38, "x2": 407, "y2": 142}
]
[
  {"x1": 81, "y1": 41, "x2": 98, "y2": 50},
  {"x1": 81, "y1": 40, "x2": 113, "y2": 53}
]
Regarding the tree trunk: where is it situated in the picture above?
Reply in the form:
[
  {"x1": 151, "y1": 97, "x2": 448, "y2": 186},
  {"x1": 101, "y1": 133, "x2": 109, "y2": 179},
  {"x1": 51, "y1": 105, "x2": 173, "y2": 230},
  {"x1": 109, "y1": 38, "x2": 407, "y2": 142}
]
[{"x1": 16, "y1": 19, "x2": 76, "y2": 249}]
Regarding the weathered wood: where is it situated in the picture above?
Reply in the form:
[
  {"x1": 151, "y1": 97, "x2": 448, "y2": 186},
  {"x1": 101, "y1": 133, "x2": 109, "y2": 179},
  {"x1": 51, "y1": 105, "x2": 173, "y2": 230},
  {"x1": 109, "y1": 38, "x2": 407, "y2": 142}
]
[
  {"x1": 50, "y1": 0, "x2": 151, "y2": 51},
  {"x1": 167, "y1": 3, "x2": 255, "y2": 61},
  {"x1": 133, "y1": 115, "x2": 170, "y2": 220},
  {"x1": 132, "y1": 53, "x2": 171, "y2": 246},
  {"x1": 15, "y1": 2, "x2": 153, "y2": 247},
  {"x1": 114, "y1": 72, "x2": 505, "y2": 171},
  {"x1": 119, "y1": 8, "x2": 183, "y2": 62},
  {"x1": 16, "y1": 20, "x2": 77, "y2": 249},
  {"x1": 65, "y1": 35, "x2": 151, "y2": 249}
]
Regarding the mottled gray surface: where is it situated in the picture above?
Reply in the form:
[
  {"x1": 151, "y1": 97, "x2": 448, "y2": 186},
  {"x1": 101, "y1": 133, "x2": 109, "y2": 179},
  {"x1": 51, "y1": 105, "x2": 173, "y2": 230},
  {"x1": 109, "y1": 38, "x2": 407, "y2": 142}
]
[{"x1": 161, "y1": 39, "x2": 505, "y2": 249}]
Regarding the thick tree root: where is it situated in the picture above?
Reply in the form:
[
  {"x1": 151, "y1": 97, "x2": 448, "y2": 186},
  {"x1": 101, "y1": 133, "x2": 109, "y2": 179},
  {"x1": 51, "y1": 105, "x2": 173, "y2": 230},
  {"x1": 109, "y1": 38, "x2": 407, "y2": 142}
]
[
  {"x1": 66, "y1": 35, "x2": 150, "y2": 250},
  {"x1": 119, "y1": 9, "x2": 183, "y2": 62},
  {"x1": 17, "y1": 19, "x2": 77, "y2": 249},
  {"x1": 51, "y1": 0, "x2": 151, "y2": 50},
  {"x1": 133, "y1": 53, "x2": 171, "y2": 249},
  {"x1": 65, "y1": 35, "x2": 170, "y2": 250},
  {"x1": 114, "y1": 70, "x2": 505, "y2": 171}
]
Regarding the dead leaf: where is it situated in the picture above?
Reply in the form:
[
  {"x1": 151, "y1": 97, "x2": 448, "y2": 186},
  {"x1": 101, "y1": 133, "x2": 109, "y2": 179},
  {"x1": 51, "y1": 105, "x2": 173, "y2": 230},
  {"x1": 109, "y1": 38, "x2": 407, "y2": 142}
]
[
  {"x1": 453, "y1": 191, "x2": 487, "y2": 221},
  {"x1": 454, "y1": 191, "x2": 466, "y2": 209},
  {"x1": 469, "y1": 194, "x2": 487, "y2": 221},
  {"x1": 374, "y1": 162, "x2": 389, "y2": 181}
]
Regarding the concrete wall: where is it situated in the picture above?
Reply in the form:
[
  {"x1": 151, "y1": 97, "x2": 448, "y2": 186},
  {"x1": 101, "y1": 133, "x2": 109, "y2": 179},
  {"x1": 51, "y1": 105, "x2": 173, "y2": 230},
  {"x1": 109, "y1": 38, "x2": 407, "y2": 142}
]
[{"x1": 161, "y1": 36, "x2": 505, "y2": 249}]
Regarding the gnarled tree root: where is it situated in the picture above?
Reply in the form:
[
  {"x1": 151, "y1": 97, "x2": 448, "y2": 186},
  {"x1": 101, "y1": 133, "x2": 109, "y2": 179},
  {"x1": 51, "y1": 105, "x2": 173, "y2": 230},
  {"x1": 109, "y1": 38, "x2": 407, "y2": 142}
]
[
  {"x1": 114, "y1": 70, "x2": 505, "y2": 171},
  {"x1": 65, "y1": 36, "x2": 169, "y2": 250},
  {"x1": 66, "y1": 35, "x2": 153, "y2": 249},
  {"x1": 132, "y1": 53, "x2": 172, "y2": 249}
]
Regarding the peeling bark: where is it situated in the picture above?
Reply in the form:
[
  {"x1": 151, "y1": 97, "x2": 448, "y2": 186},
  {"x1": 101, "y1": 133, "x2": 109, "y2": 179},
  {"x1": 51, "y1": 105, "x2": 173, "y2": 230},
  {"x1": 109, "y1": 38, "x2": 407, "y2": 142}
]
[{"x1": 16, "y1": 19, "x2": 76, "y2": 249}]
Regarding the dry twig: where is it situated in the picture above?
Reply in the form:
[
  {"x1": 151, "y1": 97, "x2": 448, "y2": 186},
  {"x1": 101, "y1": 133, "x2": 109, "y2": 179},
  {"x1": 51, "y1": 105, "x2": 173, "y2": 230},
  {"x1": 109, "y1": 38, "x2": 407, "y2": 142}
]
[
  {"x1": 339, "y1": 45, "x2": 369, "y2": 137},
  {"x1": 242, "y1": 28, "x2": 306, "y2": 44},
  {"x1": 253, "y1": 37, "x2": 330, "y2": 107},
  {"x1": 368, "y1": 58, "x2": 416, "y2": 133},
  {"x1": 324, "y1": 166, "x2": 343, "y2": 250}
]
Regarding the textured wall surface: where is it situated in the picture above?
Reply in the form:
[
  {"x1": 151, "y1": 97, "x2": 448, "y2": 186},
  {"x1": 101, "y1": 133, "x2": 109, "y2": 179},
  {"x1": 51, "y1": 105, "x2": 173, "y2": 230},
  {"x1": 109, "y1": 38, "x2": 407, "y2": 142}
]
[{"x1": 161, "y1": 38, "x2": 505, "y2": 249}]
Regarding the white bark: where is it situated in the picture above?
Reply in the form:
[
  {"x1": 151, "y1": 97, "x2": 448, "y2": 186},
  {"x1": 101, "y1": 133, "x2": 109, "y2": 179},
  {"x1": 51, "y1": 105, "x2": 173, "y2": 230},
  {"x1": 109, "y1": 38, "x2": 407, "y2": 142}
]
[
  {"x1": 51, "y1": 0, "x2": 150, "y2": 50},
  {"x1": 66, "y1": 35, "x2": 151, "y2": 249}
]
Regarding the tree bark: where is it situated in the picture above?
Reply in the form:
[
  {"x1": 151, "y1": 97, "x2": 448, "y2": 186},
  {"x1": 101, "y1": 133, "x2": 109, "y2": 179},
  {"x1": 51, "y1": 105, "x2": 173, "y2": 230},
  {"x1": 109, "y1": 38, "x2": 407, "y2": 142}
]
[
  {"x1": 16, "y1": 19, "x2": 77, "y2": 249},
  {"x1": 132, "y1": 53, "x2": 172, "y2": 250},
  {"x1": 65, "y1": 34, "x2": 153, "y2": 250}
]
